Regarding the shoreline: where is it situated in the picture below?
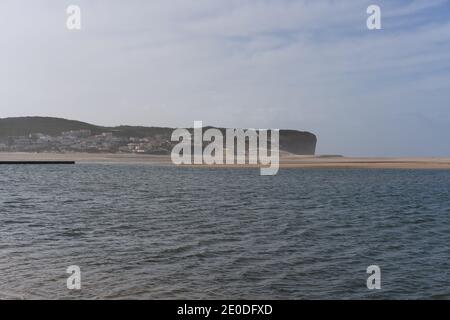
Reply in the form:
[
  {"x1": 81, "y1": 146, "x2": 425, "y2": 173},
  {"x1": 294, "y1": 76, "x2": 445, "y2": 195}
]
[{"x1": 1, "y1": 152, "x2": 450, "y2": 169}]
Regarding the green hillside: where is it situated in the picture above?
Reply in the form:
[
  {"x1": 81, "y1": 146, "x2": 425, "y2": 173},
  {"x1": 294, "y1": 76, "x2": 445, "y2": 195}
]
[
  {"x1": 0, "y1": 117, "x2": 172, "y2": 138},
  {"x1": 0, "y1": 117, "x2": 102, "y2": 137}
]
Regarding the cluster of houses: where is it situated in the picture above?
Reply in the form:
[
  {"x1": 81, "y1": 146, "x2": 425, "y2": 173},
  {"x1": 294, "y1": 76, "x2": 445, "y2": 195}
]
[{"x1": 0, "y1": 129, "x2": 174, "y2": 154}]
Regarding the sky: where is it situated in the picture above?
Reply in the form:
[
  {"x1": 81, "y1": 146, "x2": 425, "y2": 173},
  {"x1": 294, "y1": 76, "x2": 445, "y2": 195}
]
[{"x1": 1, "y1": 0, "x2": 449, "y2": 156}]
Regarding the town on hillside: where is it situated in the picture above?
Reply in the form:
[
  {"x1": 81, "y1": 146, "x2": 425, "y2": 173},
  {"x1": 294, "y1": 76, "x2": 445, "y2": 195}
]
[{"x1": 0, "y1": 129, "x2": 174, "y2": 154}]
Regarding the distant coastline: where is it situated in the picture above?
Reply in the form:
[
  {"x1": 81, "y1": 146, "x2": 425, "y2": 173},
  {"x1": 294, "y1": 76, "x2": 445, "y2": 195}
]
[{"x1": 0, "y1": 116, "x2": 317, "y2": 155}]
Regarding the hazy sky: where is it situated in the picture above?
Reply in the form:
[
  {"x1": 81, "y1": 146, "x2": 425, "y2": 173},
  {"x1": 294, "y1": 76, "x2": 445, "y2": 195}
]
[{"x1": 1, "y1": 0, "x2": 449, "y2": 156}]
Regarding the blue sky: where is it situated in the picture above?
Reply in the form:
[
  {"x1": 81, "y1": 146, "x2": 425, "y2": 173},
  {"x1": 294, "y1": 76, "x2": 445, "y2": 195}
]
[{"x1": 0, "y1": 0, "x2": 449, "y2": 156}]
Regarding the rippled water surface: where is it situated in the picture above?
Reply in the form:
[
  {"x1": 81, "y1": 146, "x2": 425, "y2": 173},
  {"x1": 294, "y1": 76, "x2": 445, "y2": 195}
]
[{"x1": 1, "y1": 164, "x2": 449, "y2": 299}]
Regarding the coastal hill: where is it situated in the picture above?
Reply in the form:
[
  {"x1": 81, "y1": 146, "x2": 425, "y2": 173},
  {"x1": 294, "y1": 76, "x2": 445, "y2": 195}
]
[
  {"x1": 0, "y1": 117, "x2": 172, "y2": 138},
  {"x1": 0, "y1": 117, "x2": 317, "y2": 155}
]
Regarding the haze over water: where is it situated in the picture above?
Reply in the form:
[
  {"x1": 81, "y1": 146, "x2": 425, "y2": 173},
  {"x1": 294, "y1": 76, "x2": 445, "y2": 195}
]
[{"x1": 1, "y1": 164, "x2": 449, "y2": 299}]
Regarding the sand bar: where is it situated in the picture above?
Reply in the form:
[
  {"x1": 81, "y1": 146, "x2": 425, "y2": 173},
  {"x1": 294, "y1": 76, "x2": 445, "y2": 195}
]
[{"x1": 1, "y1": 152, "x2": 450, "y2": 169}]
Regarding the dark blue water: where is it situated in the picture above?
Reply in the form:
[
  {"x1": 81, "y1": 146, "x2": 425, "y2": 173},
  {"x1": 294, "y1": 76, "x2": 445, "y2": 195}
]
[{"x1": 1, "y1": 164, "x2": 449, "y2": 299}]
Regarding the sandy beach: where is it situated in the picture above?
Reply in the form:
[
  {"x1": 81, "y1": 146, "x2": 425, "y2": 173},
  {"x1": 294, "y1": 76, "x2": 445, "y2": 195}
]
[{"x1": 1, "y1": 152, "x2": 450, "y2": 169}]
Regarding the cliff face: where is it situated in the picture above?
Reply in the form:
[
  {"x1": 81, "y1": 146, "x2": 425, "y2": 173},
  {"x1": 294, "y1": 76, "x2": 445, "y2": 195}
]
[
  {"x1": 279, "y1": 130, "x2": 317, "y2": 155},
  {"x1": 0, "y1": 117, "x2": 317, "y2": 155}
]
